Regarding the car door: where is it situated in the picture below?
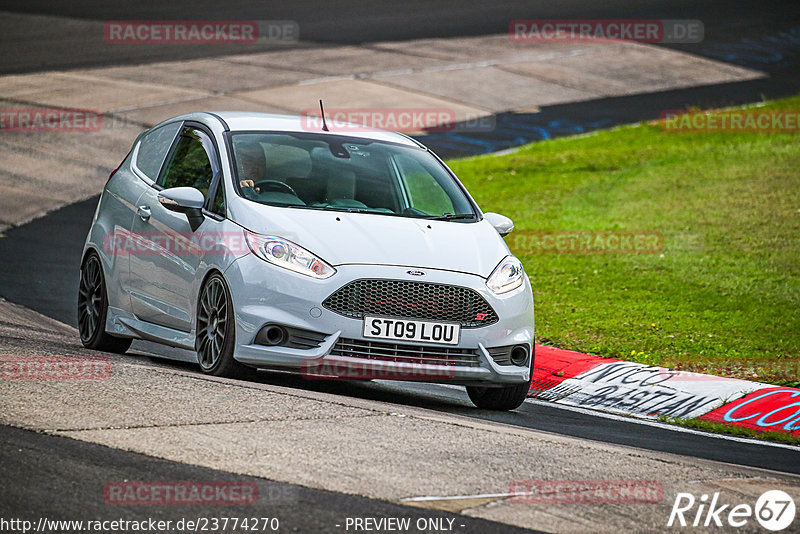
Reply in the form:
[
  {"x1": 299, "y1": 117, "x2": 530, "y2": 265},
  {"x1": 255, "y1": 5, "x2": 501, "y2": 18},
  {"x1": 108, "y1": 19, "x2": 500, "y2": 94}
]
[
  {"x1": 128, "y1": 123, "x2": 223, "y2": 332},
  {"x1": 119, "y1": 121, "x2": 182, "y2": 305}
]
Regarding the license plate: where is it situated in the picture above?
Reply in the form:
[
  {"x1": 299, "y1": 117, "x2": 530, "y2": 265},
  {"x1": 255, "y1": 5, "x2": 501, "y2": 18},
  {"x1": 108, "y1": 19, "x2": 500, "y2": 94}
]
[{"x1": 363, "y1": 316, "x2": 461, "y2": 345}]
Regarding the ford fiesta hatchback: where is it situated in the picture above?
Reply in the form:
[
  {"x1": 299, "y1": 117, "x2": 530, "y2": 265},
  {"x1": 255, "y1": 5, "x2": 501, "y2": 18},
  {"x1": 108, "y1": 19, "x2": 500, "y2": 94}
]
[{"x1": 79, "y1": 112, "x2": 535, "y2": 410}]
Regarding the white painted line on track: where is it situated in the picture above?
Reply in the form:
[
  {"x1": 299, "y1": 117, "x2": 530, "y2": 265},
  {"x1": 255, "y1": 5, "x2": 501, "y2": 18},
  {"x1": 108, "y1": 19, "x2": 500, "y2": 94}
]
[
  {"x1": 402, "y1": 492, "x2": 513, "y2": 502},
  {"x1": 298, "y1": 74, "x2": 357, "y2": 85}
]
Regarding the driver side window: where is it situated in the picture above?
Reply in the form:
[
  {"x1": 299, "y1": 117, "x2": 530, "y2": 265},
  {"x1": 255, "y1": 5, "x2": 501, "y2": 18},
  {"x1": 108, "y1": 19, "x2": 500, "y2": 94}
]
[{"x1": 158, "y1": 127, "x2": 215, "y2": 199}]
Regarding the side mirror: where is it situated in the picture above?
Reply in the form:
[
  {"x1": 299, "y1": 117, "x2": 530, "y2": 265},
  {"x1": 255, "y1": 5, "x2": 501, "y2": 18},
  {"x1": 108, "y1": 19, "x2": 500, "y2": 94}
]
[
  {"x1": 484, "y1": 212, "x2": 514, "y2": 237},
  {"x1": 158, "y1": 187, "x2": 205, "y2": 230}
]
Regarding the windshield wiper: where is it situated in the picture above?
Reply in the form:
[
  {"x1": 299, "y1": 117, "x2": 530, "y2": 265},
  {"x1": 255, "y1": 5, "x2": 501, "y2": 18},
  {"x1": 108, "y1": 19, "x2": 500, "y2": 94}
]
[
  {"x1": 426, "y1": 213, "x2": 476, "y2": 221},
  {"x1": 282, "y1": 205, "x2": 474, "y2": 220},
  {"x1": 284, "y1": 204, "x2": 365, "y2": 213}
]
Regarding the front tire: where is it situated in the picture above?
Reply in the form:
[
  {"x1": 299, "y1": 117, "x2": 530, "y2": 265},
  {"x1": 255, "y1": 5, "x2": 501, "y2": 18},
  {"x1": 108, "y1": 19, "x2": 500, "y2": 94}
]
[
  {"x1": 196, "y1": 272, "x2": 248, "y2": 378},
  {"x1": 78, "y1": 252, "x2": 132, "y2": 353},
  {"x1": 466, "y1": 347, "x2": 533, "y2": 411},
  {"x1": 466, "y1": 382, "x2": 530, "y2": 411}
]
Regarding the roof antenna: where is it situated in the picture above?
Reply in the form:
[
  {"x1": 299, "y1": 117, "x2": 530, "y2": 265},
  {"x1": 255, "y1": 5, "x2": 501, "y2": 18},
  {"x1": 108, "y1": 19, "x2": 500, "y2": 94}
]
[{"x1": 319, "y1": 99, "x2": 329, "y2": 131}]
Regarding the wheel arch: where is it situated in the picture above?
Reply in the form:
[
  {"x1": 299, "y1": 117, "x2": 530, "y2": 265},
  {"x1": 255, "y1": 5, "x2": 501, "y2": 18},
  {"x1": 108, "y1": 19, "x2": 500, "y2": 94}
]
[
  {"x1": 81, "y1": 246, "x2": 100, "y2": 267},
  {"x1": 194, "y1": 267, "x2": 231, "y2": 335}
]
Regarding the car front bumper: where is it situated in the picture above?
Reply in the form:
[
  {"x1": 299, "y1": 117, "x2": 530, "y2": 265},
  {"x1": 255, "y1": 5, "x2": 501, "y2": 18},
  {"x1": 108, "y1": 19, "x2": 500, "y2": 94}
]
[{"x1": 223, "y1": 256, "x2": 534, "y2": 386}]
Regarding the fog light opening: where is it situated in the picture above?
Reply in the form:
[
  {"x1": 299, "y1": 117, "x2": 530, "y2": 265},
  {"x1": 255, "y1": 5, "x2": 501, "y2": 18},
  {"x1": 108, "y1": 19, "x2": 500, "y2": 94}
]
[
  {"x1": 256, "y1": 324, "x2": 288, "y2": 346},
  {"x1": 510, "y1": 345, "x2": 529, "y2": 366}
]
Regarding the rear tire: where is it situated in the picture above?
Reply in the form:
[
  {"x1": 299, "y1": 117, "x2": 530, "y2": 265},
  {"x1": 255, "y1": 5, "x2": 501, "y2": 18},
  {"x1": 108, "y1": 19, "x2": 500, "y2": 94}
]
[
  {"x1": 196, "y1": 272, "x2": 249, "y2": 378},
  {"x1": 78, "y1": 252, "x2": 132, "y2": 354}
]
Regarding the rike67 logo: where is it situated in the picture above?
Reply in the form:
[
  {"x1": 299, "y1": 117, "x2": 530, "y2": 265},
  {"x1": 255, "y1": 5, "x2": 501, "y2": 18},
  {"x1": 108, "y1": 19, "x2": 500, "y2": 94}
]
[{"x1": 668, "y1": 490, "x2": 795, "y2": 531}]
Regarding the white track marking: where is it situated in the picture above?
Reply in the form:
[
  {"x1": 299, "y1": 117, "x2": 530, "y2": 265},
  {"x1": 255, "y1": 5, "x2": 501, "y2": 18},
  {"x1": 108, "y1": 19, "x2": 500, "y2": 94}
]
[{"x1": 402, "y1": 492, "x2": 514, "y2": 502}]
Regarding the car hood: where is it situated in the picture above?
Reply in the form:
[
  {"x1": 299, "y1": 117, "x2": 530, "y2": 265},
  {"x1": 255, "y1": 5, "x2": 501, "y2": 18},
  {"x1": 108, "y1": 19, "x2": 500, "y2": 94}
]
[{"x1": 230, "y1": 201, "x2": 510, "y2": 278}]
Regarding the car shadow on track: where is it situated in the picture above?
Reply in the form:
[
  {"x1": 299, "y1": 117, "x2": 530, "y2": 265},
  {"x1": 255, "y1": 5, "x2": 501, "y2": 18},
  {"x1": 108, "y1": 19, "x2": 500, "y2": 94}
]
[{"x1": 137, "y1": 348, "x2": 480, "y2": 411}]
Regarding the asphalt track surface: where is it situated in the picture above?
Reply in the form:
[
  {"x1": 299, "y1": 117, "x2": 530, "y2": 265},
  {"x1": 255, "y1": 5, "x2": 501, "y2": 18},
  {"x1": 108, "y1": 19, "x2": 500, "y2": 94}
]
[
  {"x1": 0, "y1": 425, "x2": 539, "y2": 534},
  {"x1": 2, "y1": 1, "x2": 800, "y2": 157},
  {"x1": 1, "y1": 0, "x2": 798, "y2": 72},
  {"x1": 0, "y1": 198, "x2": 798, "y2": 476}
]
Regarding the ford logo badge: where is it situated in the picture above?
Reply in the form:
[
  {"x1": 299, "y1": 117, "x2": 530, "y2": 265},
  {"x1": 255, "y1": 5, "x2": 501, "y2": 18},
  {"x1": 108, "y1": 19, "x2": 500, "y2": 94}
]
[{"x1": 407, "y1": 270, "x2": 425, "y2": 276}]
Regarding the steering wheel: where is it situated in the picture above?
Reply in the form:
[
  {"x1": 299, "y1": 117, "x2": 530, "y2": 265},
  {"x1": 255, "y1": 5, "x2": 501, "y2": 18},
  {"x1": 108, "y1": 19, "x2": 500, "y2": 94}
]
[{"x1": 253, "y1": 180, "x2": 297, "y2": 197}]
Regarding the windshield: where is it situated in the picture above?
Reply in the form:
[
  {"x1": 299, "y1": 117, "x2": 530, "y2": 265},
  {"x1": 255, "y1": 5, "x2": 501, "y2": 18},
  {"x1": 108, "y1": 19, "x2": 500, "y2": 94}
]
[{"x1": 229, "y1": 132, "x2": 476, "y2": 220}]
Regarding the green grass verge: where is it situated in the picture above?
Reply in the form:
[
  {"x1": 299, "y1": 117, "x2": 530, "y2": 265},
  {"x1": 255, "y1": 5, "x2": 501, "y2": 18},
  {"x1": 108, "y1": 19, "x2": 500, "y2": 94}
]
[
  {"x1": 448, "y1": 96, "x2": 800, "y2": 382},
  {"x1": 656, "y1": 415, "x2": 800, "y2": 446}
]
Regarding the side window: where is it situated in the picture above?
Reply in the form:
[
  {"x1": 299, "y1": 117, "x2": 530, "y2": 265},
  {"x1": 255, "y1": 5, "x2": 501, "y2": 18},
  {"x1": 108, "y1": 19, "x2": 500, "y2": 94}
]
[
  {"x1": 134, "y1": 122, "x2": 181, "y2": 181},
  {"x1": 158, "y1": 127, "x2": 215, "y2": 198},
  {"x1": 394, "y1": 155, "x2": 454, "y2": 215},
  {"x1": 211, "y1": 181, "x2": 226, "y2": 216}
]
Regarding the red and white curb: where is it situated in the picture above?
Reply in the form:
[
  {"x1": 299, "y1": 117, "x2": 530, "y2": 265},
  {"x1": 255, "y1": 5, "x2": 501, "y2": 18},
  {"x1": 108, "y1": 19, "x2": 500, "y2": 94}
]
[{"x1": 530, "y1": 345, "x2": 800, "y2": 437}]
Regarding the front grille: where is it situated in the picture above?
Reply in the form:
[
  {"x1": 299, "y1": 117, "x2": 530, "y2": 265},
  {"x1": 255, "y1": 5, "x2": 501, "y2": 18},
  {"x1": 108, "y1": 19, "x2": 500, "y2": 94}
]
[
  {"x1": 331, "y1": 338, "x2": 481, "y2": 367},
  {"x1": 322, "y1": 279, "x2": 498, "y2": 328}
]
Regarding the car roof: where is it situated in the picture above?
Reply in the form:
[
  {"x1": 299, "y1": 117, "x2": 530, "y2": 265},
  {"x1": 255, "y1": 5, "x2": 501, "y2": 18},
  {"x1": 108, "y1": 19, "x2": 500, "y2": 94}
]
[{"x1": 195, "y1": 111, "x2": 423, "y2": 148}]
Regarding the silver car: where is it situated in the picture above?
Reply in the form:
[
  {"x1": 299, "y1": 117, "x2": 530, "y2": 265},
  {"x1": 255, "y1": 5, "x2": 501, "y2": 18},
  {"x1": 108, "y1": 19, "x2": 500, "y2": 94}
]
[{"x1": 79, "y1": 112, "x2": 535, "y2": 410}]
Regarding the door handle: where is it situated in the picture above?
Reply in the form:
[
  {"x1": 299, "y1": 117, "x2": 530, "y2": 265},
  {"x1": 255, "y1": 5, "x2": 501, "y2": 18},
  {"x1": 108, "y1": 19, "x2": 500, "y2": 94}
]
[{"x1": 137, "y1": 205, "x2": 151, "y2": 221}]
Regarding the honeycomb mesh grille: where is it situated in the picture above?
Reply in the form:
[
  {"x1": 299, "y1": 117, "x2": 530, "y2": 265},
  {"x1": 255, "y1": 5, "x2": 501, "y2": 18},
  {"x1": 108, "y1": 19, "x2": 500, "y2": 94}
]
[{"x1": 322, "y1": 279, "x2": 498, "y2": 328}]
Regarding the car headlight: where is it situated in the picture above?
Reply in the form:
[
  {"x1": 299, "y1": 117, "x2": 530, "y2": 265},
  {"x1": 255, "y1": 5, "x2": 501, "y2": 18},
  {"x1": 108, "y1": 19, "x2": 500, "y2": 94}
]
[
  {"x1": 243, "y1": 231, "x2": 336, "y2": 279},
  {"x1": 487, "y1": 255, "x2": 524, "y2": 294}
]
